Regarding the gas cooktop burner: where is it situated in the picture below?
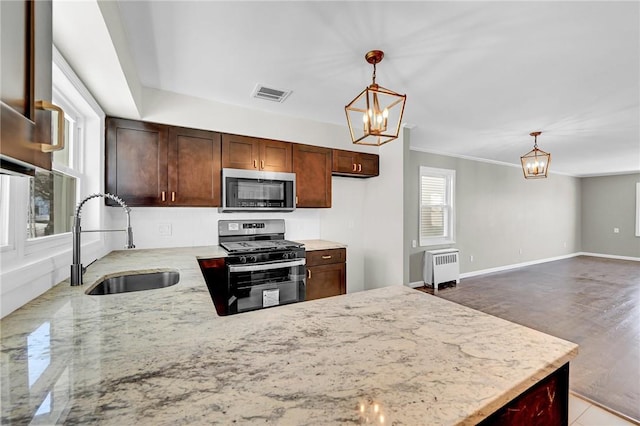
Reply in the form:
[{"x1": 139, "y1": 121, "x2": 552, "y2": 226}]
[{"x1": 220, "y1": 239, "x2": 303, "y2": 253}]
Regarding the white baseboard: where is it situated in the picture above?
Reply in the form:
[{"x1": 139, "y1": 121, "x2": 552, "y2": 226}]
[
  {"x1": 459, "y1": 253, "x2": 582, "y2": 279},
  {"x1": 408, "y1": 251, "x2": 639, "y2": 287},
  {"x1": 578, "y1": 252, "x2": 640, "y2": 262}
]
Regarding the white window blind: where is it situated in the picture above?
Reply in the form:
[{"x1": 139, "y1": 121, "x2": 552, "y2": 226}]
[{"x1": 419, "y1": 167, "x2": 455, "y2": 246}]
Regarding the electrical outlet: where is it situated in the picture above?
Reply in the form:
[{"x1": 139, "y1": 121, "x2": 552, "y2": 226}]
[
  {"x1": 519, "y1": 248, "x2": 523, "y2": 255},
  {"x1": 158, "y1": 223, "x2": 172, "y2": 236},
  {"x1": 412, "y1": 240, "x2": 417, "y2": 248},
  {"x1": 470, "y1": 255, "x2": 474, "y2": 262},
  {"x1": 613, "y1": 227, "x2": 620, "y2": 234}
]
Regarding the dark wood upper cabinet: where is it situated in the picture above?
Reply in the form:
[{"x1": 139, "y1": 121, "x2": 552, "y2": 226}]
[
  {"x1": 106, "y1": 118, "x2": 169, "y2": 206},
  {"x1": 105, "y1": 118, "x2": 222, "y2": 207},
  {"x1": 168, "y1": 127, "x2": 222, "y2": 206},
  {"x1": 332, "y1": 149, "x2": 379, "y2": 178},
  {"x1": 222, "y1": 134, "x2": 292, "y2": 172},
  {"x1": 1, "y1": 0, "x2": 55, "y2": 172},
  {"x1": 293, "y1": 144, "x2": 331, "y2": 208}
]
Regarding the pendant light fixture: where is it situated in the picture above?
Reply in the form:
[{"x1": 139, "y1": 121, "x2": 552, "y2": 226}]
[
  {"x1": 520, "y1": 131, "x2": 551, "y2": 179},
  {"x1": 345, "y1": 50, "x2": 407, "y2": 146}
]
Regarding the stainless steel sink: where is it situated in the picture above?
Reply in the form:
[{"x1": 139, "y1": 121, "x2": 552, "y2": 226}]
[{"x1": 86, "y1": 270, "x2": 180, "y2": 295}]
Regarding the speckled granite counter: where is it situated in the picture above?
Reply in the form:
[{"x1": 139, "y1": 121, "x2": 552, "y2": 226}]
[
  {"x1": 295, "y1": 239, "x2": 347, "y2": 251},
  {"x1": 0, "y1": 247, "x2": 577, "y2": 425}
]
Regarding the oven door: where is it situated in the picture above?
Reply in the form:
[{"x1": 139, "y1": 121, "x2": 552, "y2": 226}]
[{"x1": 227, "y1": 258, "x2": 306, "y2": 314}]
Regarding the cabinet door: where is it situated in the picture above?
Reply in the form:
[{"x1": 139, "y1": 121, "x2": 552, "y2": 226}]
[
  {"x1": 358, "y1": 153, "x2": 379, "y2": 177},
  {"x1": 293, "y1": 144, "x2": 331, "y2": 208},
  {"x1": 332, "y1": 149, "x2": 357, "y2": 174},
  {"x1": 260, "y1": 139, "x2": 292, "y2": 172},
  {"x1": 168, "y1": 127, "x2": 222, "y2": 206},
  {"x1": 0, "y1": 0, "x2": 53, "y2": 170},
  {"x1": 106, "y1": 118, "x2": 168, "y2": 206},
  {"x1": 306, "y1": 263, "x2": 346, "y2": 301},
  {"x1": 221, "y1": 134, "x2": 259, "y2": 170}
]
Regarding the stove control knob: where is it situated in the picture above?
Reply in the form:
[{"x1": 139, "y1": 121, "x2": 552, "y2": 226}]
[
  {"x1": 238, "y1": 256, "x2": 247, "y2": 264},
  {"x1": 282, "y1": 252, "x2": 290, "y2": 259},
  {"x1": 248, "y1": 256, "x2": 257, "y2": 263}
]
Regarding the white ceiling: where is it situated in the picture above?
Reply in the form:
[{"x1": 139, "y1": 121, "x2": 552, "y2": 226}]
[{"x1": 54, "y1": 1, "x2": 639, "y2": 177}]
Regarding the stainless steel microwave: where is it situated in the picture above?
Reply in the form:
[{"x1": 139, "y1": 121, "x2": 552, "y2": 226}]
[{"x1": 220, "y1": 168, "x2": 296, "y2": 212}]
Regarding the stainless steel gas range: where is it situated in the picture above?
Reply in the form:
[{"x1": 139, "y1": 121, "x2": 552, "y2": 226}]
[{"x1": 199, "y1": 219, "x2": 306, "y2": 316}]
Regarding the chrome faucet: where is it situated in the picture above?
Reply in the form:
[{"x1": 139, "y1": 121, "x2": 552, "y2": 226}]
[{"x1": 71, "y1": 193, "x2": 134, "y2": 286}]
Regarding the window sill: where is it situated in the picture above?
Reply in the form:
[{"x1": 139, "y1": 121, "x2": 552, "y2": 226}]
[{"x1": 420, "y1": 238, "x2": 456, "y2": 247}]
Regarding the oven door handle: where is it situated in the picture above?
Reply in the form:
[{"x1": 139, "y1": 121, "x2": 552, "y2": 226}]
[{"x1": 228, "y1": 259, "x2": 306, "y2": 273}]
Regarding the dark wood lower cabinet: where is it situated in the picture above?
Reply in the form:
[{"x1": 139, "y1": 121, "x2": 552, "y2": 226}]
[
  {"x1": 478, "y1": 363, "x2": 570, "y2": 426},
  {"x1": 306, "y1": 248, "x2": 346, "y2": 301}
]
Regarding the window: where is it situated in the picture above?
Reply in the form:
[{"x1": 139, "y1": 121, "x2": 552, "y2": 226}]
[
  {"x1": 419, "y1": 166, "x2": 455, "y2": 246},
  {"x1": 636, "y1": 182, "x2": 640, "y2": 237},
  {"x1": 26, "y1": 75, "x2": 83, "y2": 240},
  {"x1": 0, "y1": 175, "x2": 11, "y2": 247}
]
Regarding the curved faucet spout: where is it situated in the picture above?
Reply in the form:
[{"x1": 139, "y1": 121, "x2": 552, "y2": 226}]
[{"x1": 71, "y1": 193, "x2": 135, "y2": 286}]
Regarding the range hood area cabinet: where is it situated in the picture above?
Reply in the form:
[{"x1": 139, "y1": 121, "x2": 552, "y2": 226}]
[
  {"x1": 1, "y1": 0, "x2": 55, "y2": 173},
  {"x1": 104, "y1": 117, "x2": 377, "y2": 208},
  {"x1": 332, "y1": 149, "x2": 379, "y2": 178},
  {"x1": 105, "y1": 117, "x2": 222, "y2": 207},
  {"x1": 222, "y1": 134, "x2": 292, "y2": 172}
]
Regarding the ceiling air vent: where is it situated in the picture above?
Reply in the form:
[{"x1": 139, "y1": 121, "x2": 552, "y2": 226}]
[{"x1": 251, "y1": 84, "x2": 292, "y2": 103}]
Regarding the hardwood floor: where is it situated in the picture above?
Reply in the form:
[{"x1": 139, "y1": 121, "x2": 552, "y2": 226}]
[{"x1": 426, "y1": 256, "x2": 640, "y2": 422}]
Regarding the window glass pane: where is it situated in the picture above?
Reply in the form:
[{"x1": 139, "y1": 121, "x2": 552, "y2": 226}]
[
  {"x1": 52, "y1": 115, "x2": 73, "y2": 168},
  {"x1": 0, "y1": 175, "x2": 9, "y2": 246},
  {"x1": 27, "y1": 170, "x2": 76, "y2": 238},
  {"x1": 421, "y1": 206, "x2": 446, "y2": 238},
  {"x1": 421, "y1": 176, "x2": 446, "y2": 206}
]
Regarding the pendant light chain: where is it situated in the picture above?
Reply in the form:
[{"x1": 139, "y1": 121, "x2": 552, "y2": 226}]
[{"x1": 372, "y1": 62, "x2": 377, "y2": 85}]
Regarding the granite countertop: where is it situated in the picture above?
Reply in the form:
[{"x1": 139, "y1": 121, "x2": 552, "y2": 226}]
[
  {"x1": 295, "y1": 239, "x2": 347, "y2": 251},
  {"x1": 0, "y1": 247, "x2": 577, "y2": 425}
]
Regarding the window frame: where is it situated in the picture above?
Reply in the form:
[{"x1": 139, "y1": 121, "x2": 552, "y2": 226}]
[
  {"x1": 23, "y1": 70, "x2": 85, "y2": 252},
  {"x1": 419, "y1": 166, "x2": 456, "y2": 246}
]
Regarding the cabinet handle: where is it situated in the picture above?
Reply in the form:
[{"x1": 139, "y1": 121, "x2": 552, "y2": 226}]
[
  {"x1": 321, "y1": 255, "x2": 332, "y2": 259},
  {"x1": 161, "y1": 191, "x2": 166, "y2": 202},
  {"x1": 358, "y1": 164, "x2": 362, "y2": 172},
  {"x1": 34, "y1": 101, "x2": 66, "y2": 152},
  {"x1": 295, "y1": 196, "x2": 298, "y2": 205},
  {"x1": 352, "y1": 163, "x2": 357, "y2": 172},
  {"x1": 253, "y1": 159, "x2": 257, "y2": 168},
  {"x1": 171, "y1": 192, "x2": 175, "y2": 202},
  {"x1": 261, "y1": 160, "x2": 265, "y2": 169},
  {"x1": 307, "y1": 269, "x2": 311, "y2": 279}
]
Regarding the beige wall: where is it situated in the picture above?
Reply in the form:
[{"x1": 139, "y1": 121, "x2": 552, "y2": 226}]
[
  {"x1": 581, "y1": 173, "x2": 640, "y2": 257},
  {"x1": 404, "y1": 148, "x2": 582, "y2": 283}
]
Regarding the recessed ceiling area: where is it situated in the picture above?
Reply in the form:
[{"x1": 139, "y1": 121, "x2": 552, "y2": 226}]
[{"x1": 53, "y1": 1, "x2": 639, "y2": 177}]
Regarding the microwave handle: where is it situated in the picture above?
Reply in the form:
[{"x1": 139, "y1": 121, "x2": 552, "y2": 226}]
[{"x1": 228, "y1": 258, "x2": 306, "y2": 273}]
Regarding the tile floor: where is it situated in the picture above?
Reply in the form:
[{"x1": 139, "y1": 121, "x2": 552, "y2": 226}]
[{"x1": 569, "y1": 394, "x2": 639, "y2": 426}]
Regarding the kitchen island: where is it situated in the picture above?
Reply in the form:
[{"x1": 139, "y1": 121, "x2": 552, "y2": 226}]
[{"x1": 0, "y1": 247, "x2": 577, "y2": 425}]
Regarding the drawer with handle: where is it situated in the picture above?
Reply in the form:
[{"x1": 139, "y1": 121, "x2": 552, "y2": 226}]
[{"x1": 306, "y1": 248, "x2": 346, "y2": 266}]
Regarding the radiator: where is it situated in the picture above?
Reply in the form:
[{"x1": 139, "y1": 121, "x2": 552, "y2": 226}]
[{"x1": 423, "y1": 249, "x2": 460, "y2": 291}]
